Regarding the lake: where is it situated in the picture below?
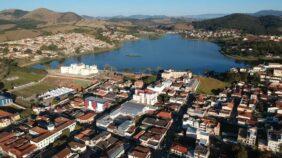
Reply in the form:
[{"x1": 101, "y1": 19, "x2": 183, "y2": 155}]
[{"x1": 32, "y1": 34, "x2": 246, "y2": 74}]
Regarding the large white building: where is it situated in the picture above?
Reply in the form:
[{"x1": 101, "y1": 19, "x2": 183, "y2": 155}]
[
  {"x1": 161, "y1": 69, "x2": 192, "y2": 80},
  {"x1": 61, "y1": 63, "x2": 99, "y2": 76},
  {"x1": 133, "y1": 89, "x2": 158, "y2": 105},
  {"x1": 147, "y1": 80, "x2": 172, "y2": 94},
  {"x1": 38, "y1": 87, "x2": 75, "y2": 100}
]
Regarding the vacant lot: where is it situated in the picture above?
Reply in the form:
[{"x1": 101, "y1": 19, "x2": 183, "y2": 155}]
[
  {"x1": 12, "y1": 76, "x2": 92, "y2": 97},
  {"x1": 196, "y1": 76, "x2": 229, "y2": 95},
  {"x1": 0, "y1": 29, "x2": 40, "y2": 42},
  {"x1": 4, "y1": 67, "x2": 47, "y2": 89},
  {"x1": 13, "y1": 82, "x2": 56, "y2": 98}
]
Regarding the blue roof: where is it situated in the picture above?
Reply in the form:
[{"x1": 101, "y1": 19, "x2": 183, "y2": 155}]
[{"x1": 0, "y1": 94, "x2": 11, "y2": 100}]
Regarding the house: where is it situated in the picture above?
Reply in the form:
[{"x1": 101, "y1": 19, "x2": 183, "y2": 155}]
[
  {"x1": 133, "y1": 89, "x2": 158, "y2": 105},
  {"x1": 128, "y1": 146, "x2": 151, "y2": 158},
  {"x1": 170, "y1": 143, "x2": 188, "y2": 157},
  {"x1": 30, "y1": 119, "x2": 76, "y2": 149},
  {"x1": 0, "y1": 132, "x2": 37, "y2": 158},
  {"x1": 157, "y1": 111, "x2": 172, "y2": 119},
  {"x1": 0, "y1": 110, "x2": 20, "y2": 128},
  {"x1": 237, "y1": 127, "x2": 257, "y2": 147},
  {"x1": 52, "y1": 147, "x2": 74, "y2": 158},
  {"x1": 273, "y1": 68, "x2": 282, "y2": 77},
  {"x1": 86, "y1": 131, "x2": 111, "y2": 147},
  {"x1": 68, "y1": 141, "x2": 86, "y2": 153},
  {"x1": 134, "y1": 80, "x2": 144, "y2": 89},
  {"x1": 70, "y1": 97, "x2": 84, "y2": 108},
  {"x1": 194, "y1": 145, "x2": 209, "y2": 158},
  {"x1": 267, "y1": 129, "x2": 282, "y2": 152},
  {"x1": 147, "y1": 80, "x2": 172, "y2": 94},
  {"x1": 76, "y1": 112, "x2": 96, "y2": 124},
  {"x1": 106, "y1": 141, "x2": 126, "y2": 158},
  {"x1": 84, "y1": 97, "x2": 110, "y2": 113}
]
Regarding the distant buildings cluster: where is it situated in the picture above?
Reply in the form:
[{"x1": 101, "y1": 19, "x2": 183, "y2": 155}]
[{"x1": 0, "y1": 33, "x2": 114, "y2": 62}]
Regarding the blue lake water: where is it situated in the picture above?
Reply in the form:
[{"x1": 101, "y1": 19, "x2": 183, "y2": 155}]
[{"x1": 32, "y1": 34, "x2": 246, "y2": 74}]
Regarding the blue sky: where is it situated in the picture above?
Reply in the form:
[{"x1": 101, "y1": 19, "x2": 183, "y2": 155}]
[{"x1": 0, "y1": 0, "x2": 281, "y2": 16}]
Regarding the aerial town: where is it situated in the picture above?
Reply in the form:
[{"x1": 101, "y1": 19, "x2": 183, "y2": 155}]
[
  {"x1": 0, "y1": 61, "x2": 281, "y2": 158},
  {"x1": 0, "y1": 1, "x2": 281, "y2": 158},
  {"x1": 0, "y1": 32, "x2": 139, "y2": 66}
]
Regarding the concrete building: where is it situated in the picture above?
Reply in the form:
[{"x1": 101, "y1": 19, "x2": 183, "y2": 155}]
[
  {"x1": 30, "y1": 120, "x2": 76, "y2": 149},
  {"x1": 84, "y1": 97, "x2": 110, "y2": 113},
  {"x1": 267, "y1": 129, "x2": 282, "y2": 152},
  {"x1": 133, "y1": 89, "x2": 158, "y2": 105},
  {"x1": 162, "y1": 69, "x2": 192, "y2": 79},
  {"x1": 61, "y1": 63, "x2": 98, "y2": 76},
  {"x1": 273, "y1": 68, "x2": 282, "y2": 77}
]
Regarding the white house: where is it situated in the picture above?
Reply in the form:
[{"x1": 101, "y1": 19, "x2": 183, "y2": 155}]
[{"x1": 133, "y1": 89, "x2": 158, "y2": 105}]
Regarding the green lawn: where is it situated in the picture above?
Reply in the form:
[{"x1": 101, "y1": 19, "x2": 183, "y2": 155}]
[
  {"x1": 74, "y1": 80, "x2": 92, "y2": 88},
  {"x1": 196, "y1": 76, "x2": 229, "y2": 95}
]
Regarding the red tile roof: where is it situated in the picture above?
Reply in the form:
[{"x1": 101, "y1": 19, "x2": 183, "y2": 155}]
[
  {"x1": 157, "y1": 111, "x2": 172, "y2": 119},
  {"x1": 170, "y1": 143, "x2": 188, "y2": 154}
]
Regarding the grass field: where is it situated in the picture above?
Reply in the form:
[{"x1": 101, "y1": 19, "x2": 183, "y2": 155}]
[
  {"x1": 13, "y1": 82, "x2": 56, "y2": 98},
  {"x1": 196, "y1": 76, "x2": 229, "y2": 95},
  {"x1": 3, "y1": 67, "x2": 47, "y2": 89},
  {"x1": 12, "y1": 76, "x2": 92, "y2": 98}
]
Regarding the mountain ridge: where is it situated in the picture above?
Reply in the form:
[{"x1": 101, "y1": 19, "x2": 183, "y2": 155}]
[{"x1": 193, "y1": 13, "x2": 282, "y2": 35}]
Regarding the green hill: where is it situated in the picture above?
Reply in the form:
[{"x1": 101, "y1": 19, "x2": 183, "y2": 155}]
[{"x1": 193, "y1": 13, "x2": 282, "y2": 35}]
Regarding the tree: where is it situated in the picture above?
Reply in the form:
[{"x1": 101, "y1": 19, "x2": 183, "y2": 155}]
[
  {"x1": 104, "y1": 64, "x2": 111, "y2": 71},
  {"x1": 62, "y1": 128, "x2": 70, "y2": 137},
  {"x1": 24, "y1": 48, "x2": 32, "y2": 54},
  {"x1": 0, "y1": 82, "x2": 4, "y2": 90},
  {"x1": 2, "y1": 47, "x2": 9, "y2": 54},
  {"x1": 237, "y1": 146, "x2": 248, "y2": 158},
  {"x1": 158, "y1": 94, "x2": 170, "y2": 103},
  {"x1": 36, "y1": 50, "x2": 42, "y2": 55}
]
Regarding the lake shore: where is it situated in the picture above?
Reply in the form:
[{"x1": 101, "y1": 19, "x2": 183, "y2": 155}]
[
  {"x1": 220, "y1": 50, "x2": 282, "y2": 63},
  {"x1": 19, "y1": 33, "x2": 165, "y2": 68},
  {"x1": 182, "y1": 34, "x2": 282, "y2": 63},
  {"x1": 18, "y1": 41, "x2": 124, "y2": 68},
  {"x1": 28, "y1": 34, "x2": 245, "y2": 74}
]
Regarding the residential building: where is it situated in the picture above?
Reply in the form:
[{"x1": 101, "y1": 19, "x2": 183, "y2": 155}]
[
  {"x1": 128, "y1": 146, "x2": 151, "y2": 158},
  {"x1": 170, "y1": 143, "x2": 188, "y2": 157},
  {"x1": 133, "y1": 89, "x2": 158, "y2": 105},
  {"x1": 61, "y1": 63, "x2": 99, "y2": 76},
  {"x1": 84, "y1": 97, "x2": 110, "y2": 113},
  {"x1": 30, "y1": 119, "x2": 76, "y2": 149},
  {"x1": 267, "y1": 129, "x2": 282, "y2": 152},
  {"x1": 162, "y1": 69, "x2": 192, "y2": 79}
]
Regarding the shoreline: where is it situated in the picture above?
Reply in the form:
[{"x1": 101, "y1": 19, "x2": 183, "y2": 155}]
[
  {"x1": 183, "y1": 35, "x2": 282, "y2": 63},
  {"x1": 19, "y1": 32, "x2": 165, "y2": 68},
  {"x1": 222, "y1": 52, "x2": 282, "y2": 62},
  {"x1": 18, "y1": 41, "x2": 124, "y2": 68}
]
